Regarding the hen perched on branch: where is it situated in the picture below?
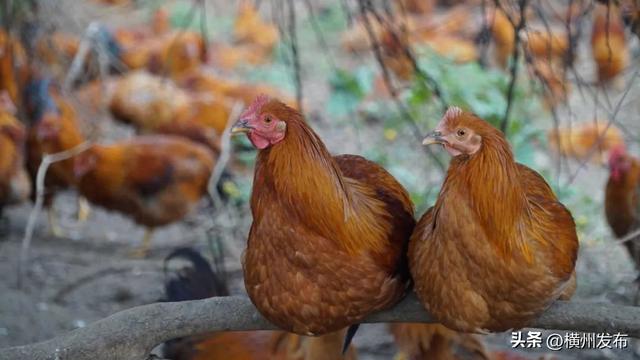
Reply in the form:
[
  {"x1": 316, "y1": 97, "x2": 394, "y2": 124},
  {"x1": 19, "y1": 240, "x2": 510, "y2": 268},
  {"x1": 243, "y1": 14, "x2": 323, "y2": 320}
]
[
  {"x1": 411, "y1": 107, "x2": 578, "y2": 332},
  {"x1": 231, "y1": 96, "x2": 415, "y2": 336}
]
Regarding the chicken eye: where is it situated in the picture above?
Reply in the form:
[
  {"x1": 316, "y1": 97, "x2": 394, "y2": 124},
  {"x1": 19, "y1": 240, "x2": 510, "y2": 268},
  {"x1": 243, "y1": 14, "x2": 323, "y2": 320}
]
[
  {"x1": 264, "y1": 116, "x2": 273, "y2": 124},
  {"x1": 456, "y1": 129, "x2": 466, "y2": 137}
]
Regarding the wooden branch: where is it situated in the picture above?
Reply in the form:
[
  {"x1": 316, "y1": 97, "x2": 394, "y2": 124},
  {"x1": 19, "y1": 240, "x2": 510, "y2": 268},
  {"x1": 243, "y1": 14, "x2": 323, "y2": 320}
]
[
  {"x1": 4, "y1": 294, "x2": 640, "y2": 360},
  {"x1": 17, "y1": 141, "x2": 93, "y2": 288}
]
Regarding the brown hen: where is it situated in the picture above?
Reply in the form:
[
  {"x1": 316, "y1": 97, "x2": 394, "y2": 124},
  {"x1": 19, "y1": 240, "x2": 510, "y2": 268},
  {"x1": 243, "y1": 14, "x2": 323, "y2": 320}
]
[
  {"x1": 73, "y1": 135, "x2": 215, "y2": 256},
  {"x1": 231, "y1": 96, "x2": 415, "y2": 335},
  {"x1": 410, "y1": 107, "x2": 578, "y2": 332}
]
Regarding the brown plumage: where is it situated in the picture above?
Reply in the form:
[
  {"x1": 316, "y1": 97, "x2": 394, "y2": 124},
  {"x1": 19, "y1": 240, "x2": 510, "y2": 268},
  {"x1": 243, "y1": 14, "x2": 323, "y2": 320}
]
[
  {"x1": 24, "y1": 78, "x2": 86, "y2": 236},
  {"x1": 108, "y1": 71, "x2": 228, "y2": 152},
  {"x1": 232, "y1": 96, "x2": 415, "y2": 335},
  {"x1": 73, "y1": 135, "x2": 215, "y2": 255},
  {"x1": 605, "y1": 145, "x2": 640, "y2": 271},
  {"x1": 547, "y1": 121, "x2": 625, "y2": 164},
  {"x1": 169, "y1": 330, "x2": 357, "y2": 360},
  {"x1": 390, "y1": 323, "x2": 490, "y2": 360},
  {"x1": 162, "y1": 248, "x2": 357, "y2": 360},
  {"x1": 0, "y1": 30, "x2": 29, "y2": 106},
  {"x1": 410, "y1": 107, "x2": 578, "y2": 333},
  {"x1": 0, "y1": 93, "x2": 31, "y2": 213},
  {"x1": 591, "y1": 3, "x2": 629, "y2": 84}
]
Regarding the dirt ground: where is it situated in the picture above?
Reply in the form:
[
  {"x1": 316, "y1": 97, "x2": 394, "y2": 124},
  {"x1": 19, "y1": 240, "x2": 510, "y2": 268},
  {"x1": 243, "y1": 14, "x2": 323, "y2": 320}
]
[{"x1": 2, "y1": 0, "x2": 640, "y2": 359}]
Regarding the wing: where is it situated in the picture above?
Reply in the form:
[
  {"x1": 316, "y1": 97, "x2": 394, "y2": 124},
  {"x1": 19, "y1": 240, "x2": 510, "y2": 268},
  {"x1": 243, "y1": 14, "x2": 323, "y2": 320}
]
[
  {"x1": 126, "y1": 149, "x2": 175, "y2": 197},
  {"x1": 517, "y1": 164, "x2": 578, "y2": 280},
  {"x1": 334, "y1": 154, "x2": 415, "y2": 278}
]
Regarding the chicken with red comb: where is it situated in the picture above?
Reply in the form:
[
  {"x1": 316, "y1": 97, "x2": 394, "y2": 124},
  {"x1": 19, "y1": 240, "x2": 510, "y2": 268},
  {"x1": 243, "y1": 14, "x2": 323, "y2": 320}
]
[
  {"x1": 231, "y1": 95, "x2": 415, "y2": 336},
  {"x1": 410, "y1": 106, "x2": 578, "y2": 333},
  {"x1": 605, "y1": 144, "x2": 640, "y2": 281}
]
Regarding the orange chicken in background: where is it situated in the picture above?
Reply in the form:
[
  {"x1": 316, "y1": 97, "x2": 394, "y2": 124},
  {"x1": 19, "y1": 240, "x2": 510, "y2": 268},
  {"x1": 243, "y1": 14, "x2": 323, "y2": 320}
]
[
  {"x1": 94, "y1": 8, "x2": 204, "y2": 78},
  {"x1": 489, "y1": 7, "x2": 515, "y2": 68},
  {"x1": 35, "y1": 32, "x2": 81, "y2": 78},
  {"x1": 207, "y1": 1, "x2": 279, "y2": 70},
  {"x1": 231, "y1": 96, "x2": 415, "y2": 337},
  {"x1": 162, "y1": 247, "x2": 358, "y2": 360},
  {"x1": 605, "y1": 145, "x2": 640, "y2": 279},
  {"x1": 176, "y1": 69, "x2": 295, "y2": 108},
  {"x1": 530, "y1": 60, "x2": 570, "y2": 108},
  {"x1": 233, "y1": 1, "x2": 279, "y2": 55},
  {"x1": 24, "y1": 77, "x2": 88, "y2": 236},
  {"x1": 0, "y1": 92, "x2": 31, "y2": 218},
  {"x1": 547, "y1": 120, "x2": 625, "y2": 164},
  {"x1": 73, "y1": 135, "x2": 215, "y2": 257},
  {"x1": 0, "y1": 30, "x2": 29, "y2": 107},
  {"x1": 591, "y1": 3, "x2": 629, "y2": 84},
  {"x1": 108, "y1": 71, "x2": 229, "y2": 152},
  {"x1": 411, "y1": 107, "x2": 578, "y2": 333}
]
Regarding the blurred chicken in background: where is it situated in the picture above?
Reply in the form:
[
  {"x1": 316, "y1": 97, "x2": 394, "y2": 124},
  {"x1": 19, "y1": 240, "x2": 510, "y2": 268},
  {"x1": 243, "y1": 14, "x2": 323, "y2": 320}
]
[
  {"x1": 73, "y1": 136, "x2": 215, "y2": 257},
  {"x1": 605, "y1": 145, "x2": 640, "y2": 298},
  {"x1": 0, "y1": 30, "x2": 29, "y2": 107},
  {"x1": 108, "y1": 71, "x2": 228, "y2": 152},
  {"x1": 162, "y1": 247, "x2": 358, "y2": 360},
  {"x1": 233, "y1": 1, "x2": 279, "y2": 56},
  {"x1": 591, "y1": 3, "x2": 629, "y2": 85},
  {"x1": 35, "y1": 32, "x2": 81, "y2": 79},
  {"x1": 0, "y1": 92, "x2": 31, "y2": 220},
  {"x1": 24, "y1": 76, "x2": 89, "y2": 236},
  {"x1": 208, "y1": 1, "x2": 279, "y2": 70},
  {"x1": 547, "y1": 121, "x2": 625, "y2": 164}
]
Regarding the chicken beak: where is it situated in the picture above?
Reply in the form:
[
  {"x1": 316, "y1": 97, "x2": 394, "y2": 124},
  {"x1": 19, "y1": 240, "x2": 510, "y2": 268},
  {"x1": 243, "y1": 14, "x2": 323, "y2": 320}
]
[
  {"x1": 422, "y1": 131, "x2": 446, "y2": 146},
  {"x1": 231, "y1": 119, "x2": 253, "y2": 135}
]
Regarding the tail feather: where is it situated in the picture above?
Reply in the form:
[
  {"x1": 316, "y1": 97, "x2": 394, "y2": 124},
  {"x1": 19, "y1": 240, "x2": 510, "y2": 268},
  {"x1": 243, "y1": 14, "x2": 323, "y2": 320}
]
[
  {"x1": 23, "y1": 78, "x2": 58, "y2": 122},
  {"x1": 162, "y1": 247, "x2": 229, "y2": 360},
  {"x1": 342, "y1": 323, "x2": 360, "y2": 354},
  {"x1": 163, "y1": 247, "x2": 229, "y2": 302}
]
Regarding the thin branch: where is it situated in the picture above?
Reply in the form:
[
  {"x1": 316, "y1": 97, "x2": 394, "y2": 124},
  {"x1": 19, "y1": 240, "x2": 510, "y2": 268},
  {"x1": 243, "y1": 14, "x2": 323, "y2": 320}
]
[
  {"x1": 4, "y1": 294, "x2": 640, "y2": 360},
  {"x1": 207, "y1": 102, "x2": 243, "y2": 207},
  {"x1": 356, "y1": 0, "x2": 445, "y2": 172},
  {"x1": 564, "y1": 67, "x2": 640, "y2": 186},
  {"x1": 287, "y1": 0, "x2": 303, "y2": 112},
  {"x1": 615, "y1": 228, "x2": 640, "y2": 245},
  {"x1": 17, "y1": 141, "x2": 93, "y2": 288},
  {"x1": 302, "y1": 0, "x2": 337, "y2": 70},
  {"x1": 498, "y1": 0, "x2": 529, "y2": 134}
]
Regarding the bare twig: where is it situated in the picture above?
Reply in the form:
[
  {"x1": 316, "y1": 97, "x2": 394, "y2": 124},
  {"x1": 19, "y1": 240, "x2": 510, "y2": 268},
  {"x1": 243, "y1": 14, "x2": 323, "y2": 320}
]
[
  {"x1": 497, "y1": 0, "x2": 529, "y2": 134},
  {"x1": 52, "y1": 264, "x2": 163, "y2": 304},
  {"x1": 615, "y1": 228, "x2": 640, "y2": 246},
  {"x1": 63, "y1": 22, "x2": 101, "y2": 91},
  {"x1": 4, "y1": 294, "x2": 640, "y2": 360},
  {"x1": 17, "y1": 142, "x2": 93, "y2": 288},
  {"x1": 207, "y1": 102, "x2": 244, "y2": 207},
  {"x1": 356, "y1": 0, "x2": 445, "y2": 172},
  {"x1": 564, "y1": 68, "x2": 640, "y2": 185},
  {"x1": 302, "y1": 0, "x2": 337, "y2": 70},
  {"x1": 287, "y1": 0, "x2": 303, "y2": 112}
]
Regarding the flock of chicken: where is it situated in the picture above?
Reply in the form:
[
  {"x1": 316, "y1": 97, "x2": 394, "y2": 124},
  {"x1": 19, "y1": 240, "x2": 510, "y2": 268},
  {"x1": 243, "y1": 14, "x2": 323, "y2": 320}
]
[
  {"x1": 0, "y1": 1, "x2": 291, "y2": 256},
  {"x1": 0, "y1": 0, "x2": 639, "y2": 359}
]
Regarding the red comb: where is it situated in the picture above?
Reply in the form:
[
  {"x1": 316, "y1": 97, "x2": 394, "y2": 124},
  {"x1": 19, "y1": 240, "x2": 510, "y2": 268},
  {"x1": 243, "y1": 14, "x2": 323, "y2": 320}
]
[{"x1": 240, "y1": 94, "x2": 271, "y2": 119}]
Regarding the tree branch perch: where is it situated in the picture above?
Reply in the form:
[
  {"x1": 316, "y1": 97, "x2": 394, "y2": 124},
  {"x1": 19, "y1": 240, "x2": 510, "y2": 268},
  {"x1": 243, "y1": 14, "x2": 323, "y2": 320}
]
[{"x1": 3, "y1": 294, "x2": 640, "y2": 360}]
